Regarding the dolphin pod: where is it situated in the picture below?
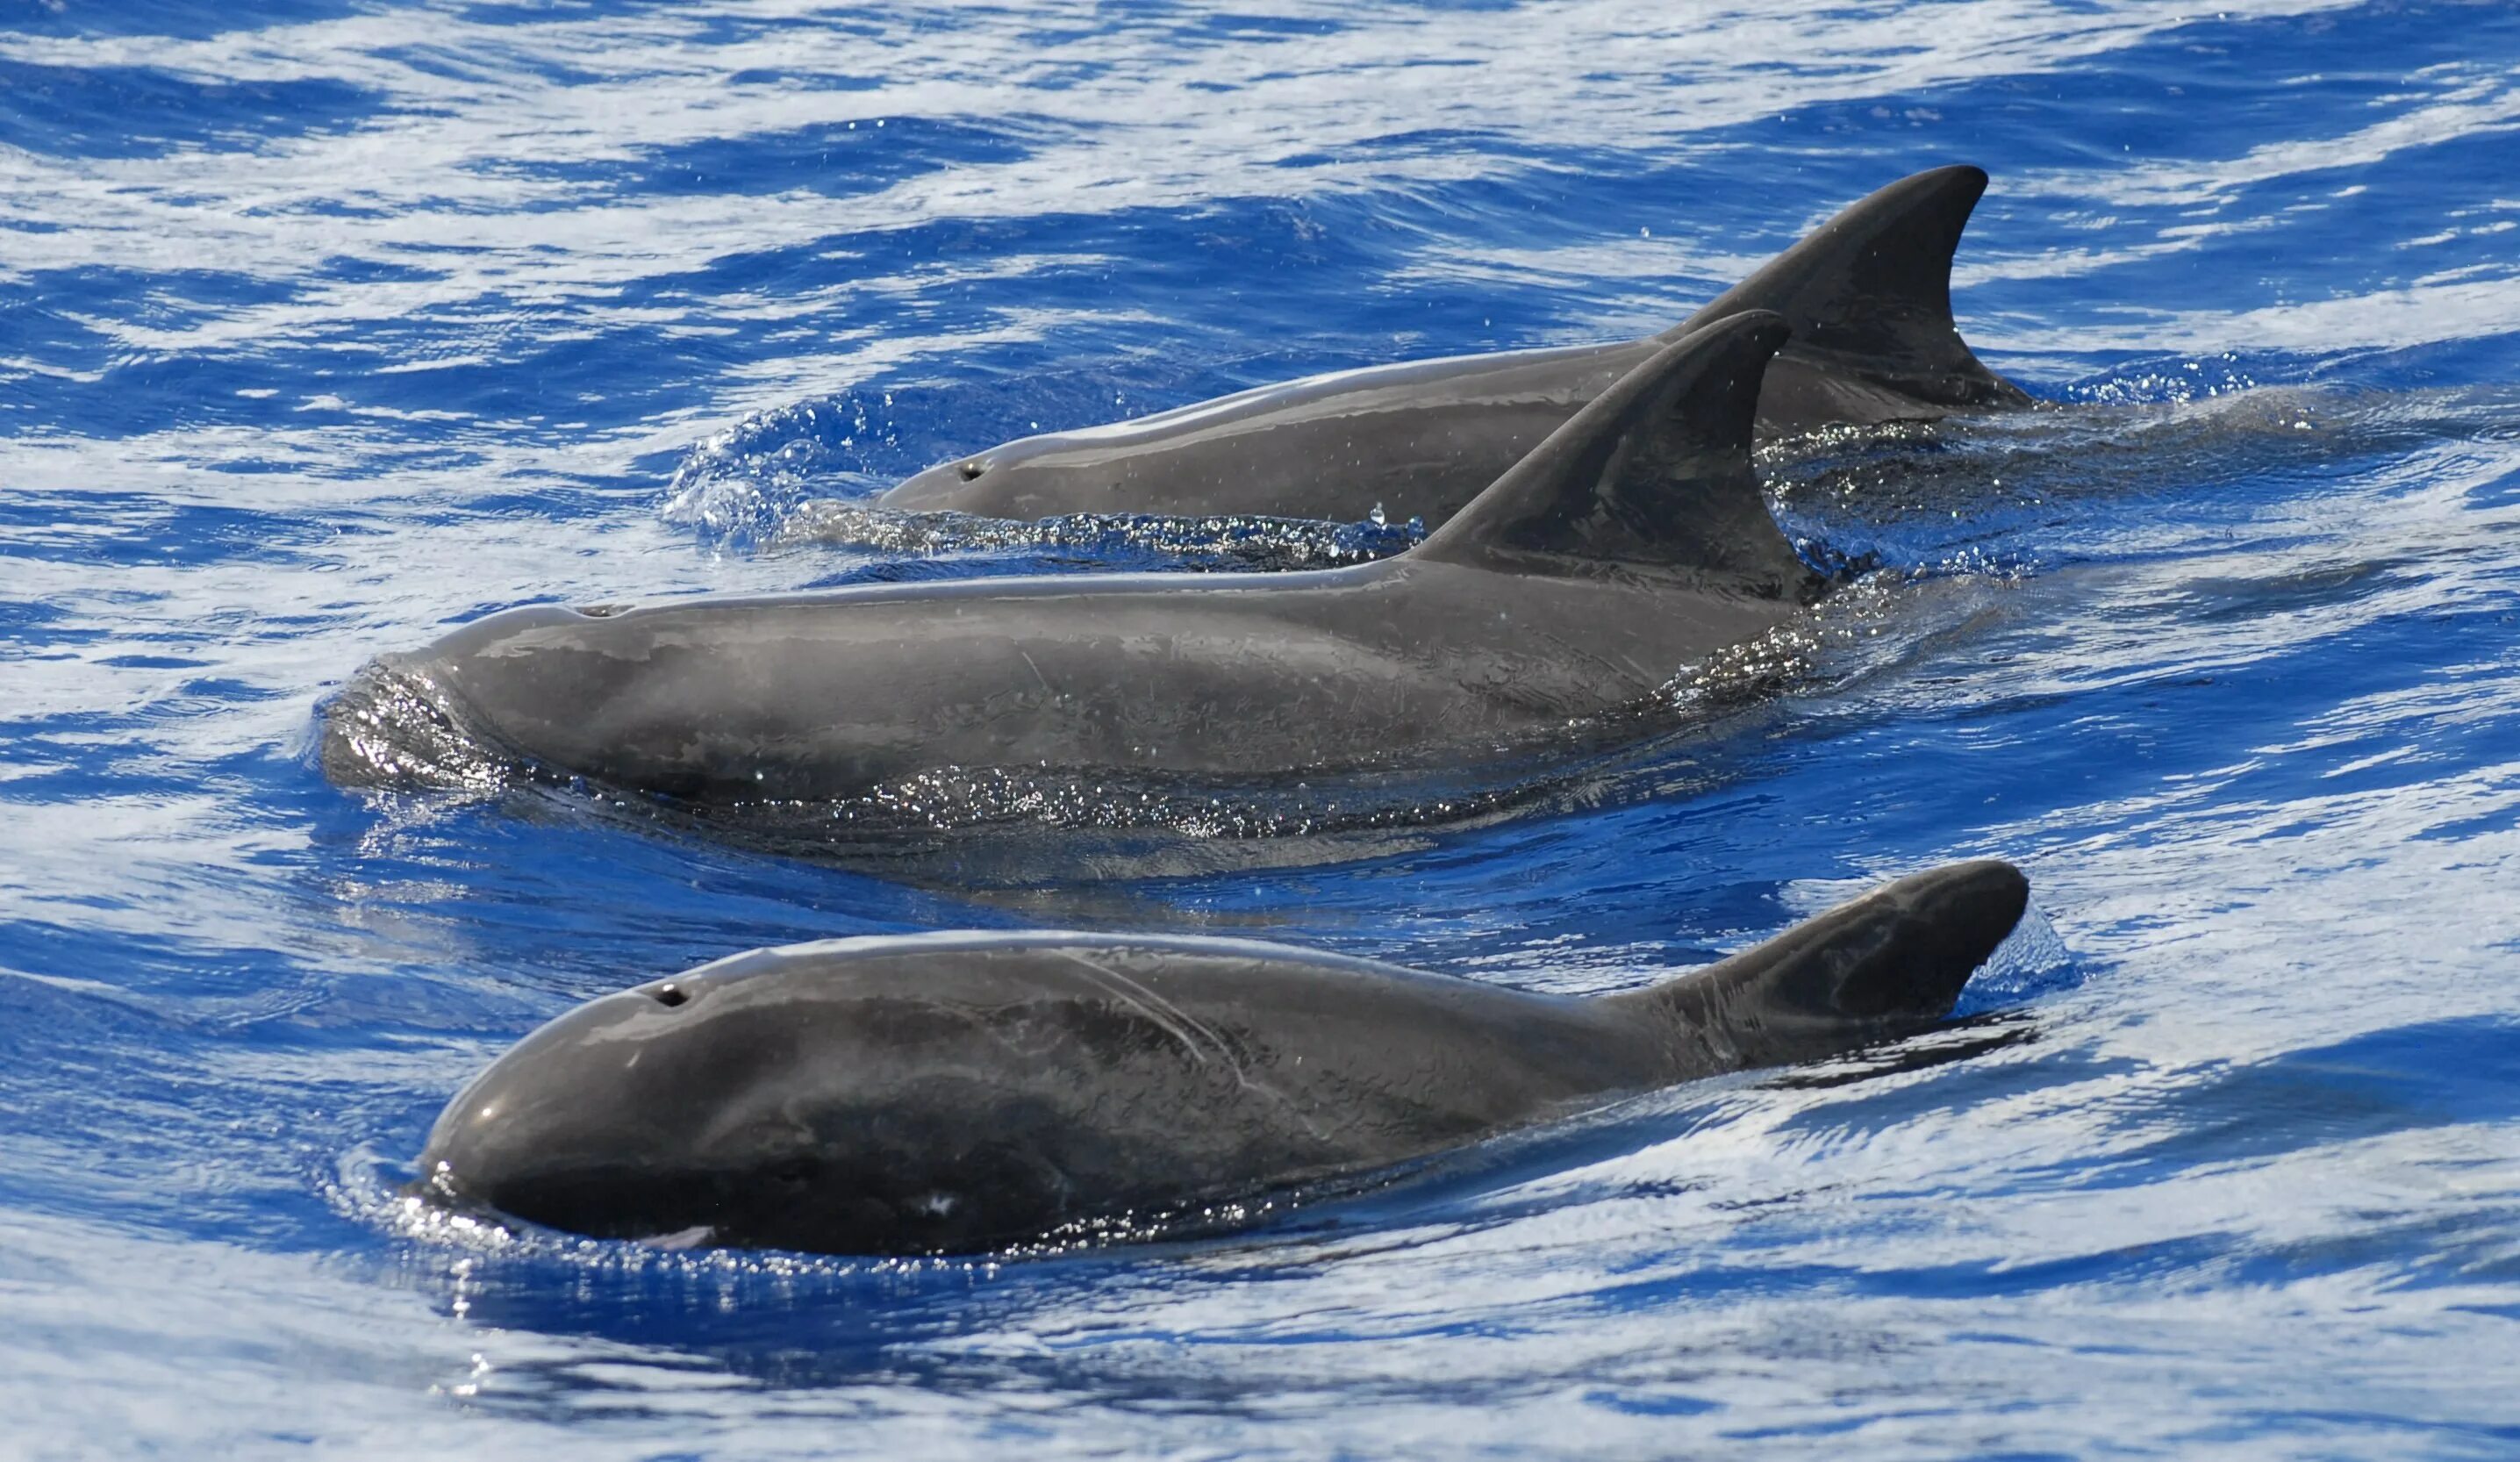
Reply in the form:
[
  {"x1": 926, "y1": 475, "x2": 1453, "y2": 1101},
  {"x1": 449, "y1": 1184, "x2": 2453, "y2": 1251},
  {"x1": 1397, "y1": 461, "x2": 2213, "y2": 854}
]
[
  {"x1": 361, "y1": 169, "x2": 2052, "y2": 1258},
  {"x1": 878, "y1": 165, "x2": 2029, "y2": 527},
  {"x1": 327, "y1": 311, "x2": 1817, "y2": 812},
  {"x1": 416, "y1": 860, "x2": 2030, "y2": 1256}
]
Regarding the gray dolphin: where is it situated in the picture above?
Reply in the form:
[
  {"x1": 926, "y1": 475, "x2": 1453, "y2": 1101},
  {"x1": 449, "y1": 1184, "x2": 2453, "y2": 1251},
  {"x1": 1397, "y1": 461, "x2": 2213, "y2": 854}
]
[
  {"x1": 877, "y1": 165, "x2": 2029, "y2": 526},
  {"x1": 325, "y1": 311, "x2": 1814, "y2": 814},
  {"x1": 414, "y1": 859, "x2": 2030, "y2": 1256}
]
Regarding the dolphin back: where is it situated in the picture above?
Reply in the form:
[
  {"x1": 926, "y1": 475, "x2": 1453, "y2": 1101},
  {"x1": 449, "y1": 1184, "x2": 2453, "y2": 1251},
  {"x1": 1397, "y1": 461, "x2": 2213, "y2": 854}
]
[
  {"x1": 1413, "y1": 311, "x2": 1809, "y2": 593},
  {"x1": 1607, "y1": 859, "x2": 2030, "y2": 1077},
  {"x1": 411, "y1": 864, "x2": 2030, "y2": 1255},
  {"x1": 877, "y1": 167, "x2": 2021, "y2": 521},
  {"x1": 1672, "y1": 163, "x2": 2029, "y2": 418}
]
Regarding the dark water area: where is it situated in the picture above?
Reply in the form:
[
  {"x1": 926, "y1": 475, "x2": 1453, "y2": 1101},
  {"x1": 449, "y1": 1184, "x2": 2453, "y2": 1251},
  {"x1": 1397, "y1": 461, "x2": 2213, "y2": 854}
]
[{"x1": 4, "y1": 0, "x2": 2517, "y2": 1455}]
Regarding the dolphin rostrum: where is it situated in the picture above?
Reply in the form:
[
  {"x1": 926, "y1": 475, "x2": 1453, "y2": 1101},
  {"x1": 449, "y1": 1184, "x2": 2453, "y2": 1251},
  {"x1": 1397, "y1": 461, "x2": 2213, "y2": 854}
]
[
  {"x1": 325, "y1": 310, "x2": 1820, "y2": 821},
  {"x1": 414, "y1": 859, "x2": 2031, "y2": 1255},
  {"x1": 877, "y1": 165, "x2": 2029, "y2": 526}
]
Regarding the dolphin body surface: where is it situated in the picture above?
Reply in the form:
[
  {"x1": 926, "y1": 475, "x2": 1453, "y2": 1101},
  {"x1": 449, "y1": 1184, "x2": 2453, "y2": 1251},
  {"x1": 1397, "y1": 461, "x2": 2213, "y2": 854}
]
[
  {"x1": 877, "y1": 165, "x2": 2030, "y2": 526},
  {"x1": 415, "y1": 860, "x2": 2031, "y2": 1256},
  {"x1": 326, "y1": 312, "x2": 1820, "y2": 816}
]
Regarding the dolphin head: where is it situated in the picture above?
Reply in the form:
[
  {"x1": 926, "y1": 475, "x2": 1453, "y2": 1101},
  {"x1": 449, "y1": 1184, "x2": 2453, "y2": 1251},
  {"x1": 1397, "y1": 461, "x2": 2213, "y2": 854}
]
[
  {"x1": 416, "y1": 961, "x2": 801, "y2": 1249},
  {"x1": 883, "y1": 433, "x2": 1070, "y2": 514},
  {"x1": 886, "y1": 450, "x2": 999, "y2": 507},
  {"x1": 412, "y1": 950, "x2": 1032, "y2": 1254},
  {"x1": 323, "y1": 603, "x2": 610, "y2": 791},
  {"x1": 321, "y1": 599, "x2": 809, "y2": 799}
]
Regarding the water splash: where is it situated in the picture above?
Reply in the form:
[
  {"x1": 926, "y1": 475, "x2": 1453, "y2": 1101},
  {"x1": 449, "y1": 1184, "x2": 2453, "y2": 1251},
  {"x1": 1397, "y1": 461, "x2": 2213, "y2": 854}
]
[
  {"x1": 773, "y1": 500, "x2": 1423, "y2": 571},
  {"x1": 661, "y1": 394, "x2": 913, "y2": 542}
]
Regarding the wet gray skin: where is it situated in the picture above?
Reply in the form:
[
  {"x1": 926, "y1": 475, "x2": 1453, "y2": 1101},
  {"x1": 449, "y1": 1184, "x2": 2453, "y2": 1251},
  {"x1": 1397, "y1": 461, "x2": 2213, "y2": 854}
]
[
  {"x1": 878, "y1": 164, "x2": 2030, "y2": 525},
  {"x1": 417, "y1": 860, "x2": 2031, "y2": 1256},
  {"x1": 327, "y1": 312, "x2": 1817, "y2": 807}
]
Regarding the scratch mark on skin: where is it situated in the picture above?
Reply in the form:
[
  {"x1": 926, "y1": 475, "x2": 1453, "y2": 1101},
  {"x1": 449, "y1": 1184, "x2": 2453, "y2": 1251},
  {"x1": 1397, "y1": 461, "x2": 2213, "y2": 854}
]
[
  {"x1": 1015, "y1": 648, "x2": 1054, "y2": 698},
  {"x1": 1049, "y1": 951, "x2": 1330, "y2": 1139},
  {"x1": 1051, "y1": 950, "x2": 1219, "y2": 1064},
  {"x1": 1533, "y1": 625, "x2": 1662, "y2": 695}
]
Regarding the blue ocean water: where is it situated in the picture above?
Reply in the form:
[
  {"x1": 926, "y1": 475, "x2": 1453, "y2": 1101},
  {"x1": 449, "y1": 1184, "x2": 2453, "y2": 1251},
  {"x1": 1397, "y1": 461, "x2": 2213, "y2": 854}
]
[{"x1": 4, "y1": 0, "x2": 2519, "y2": 1453}]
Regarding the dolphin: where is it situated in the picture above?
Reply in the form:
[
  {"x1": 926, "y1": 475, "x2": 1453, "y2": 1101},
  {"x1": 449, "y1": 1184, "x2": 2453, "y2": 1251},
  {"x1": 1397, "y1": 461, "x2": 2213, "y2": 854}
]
[
  {"x1": 877, "y1": 165, "x2": 2029, "y2": 527},
  {"x1": 325, "y1": 311, "x2": 1817, "y2": 818},
  {"x1": 413, "y1": 859, "x2": 2031, "y2": 1256}
]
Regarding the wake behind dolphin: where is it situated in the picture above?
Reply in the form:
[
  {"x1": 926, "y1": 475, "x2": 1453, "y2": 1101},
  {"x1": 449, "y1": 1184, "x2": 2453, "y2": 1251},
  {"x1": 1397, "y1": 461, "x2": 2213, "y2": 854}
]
[
  {"x1": 877, "y1": 165, "x2": 2029, "y2": 527},
  {"x1": 325, "y1": 312, "x2": 1838, "y2": 860},
  {"x1": 412, "y1": 860, "x2": 2031, "y2": 1257}
]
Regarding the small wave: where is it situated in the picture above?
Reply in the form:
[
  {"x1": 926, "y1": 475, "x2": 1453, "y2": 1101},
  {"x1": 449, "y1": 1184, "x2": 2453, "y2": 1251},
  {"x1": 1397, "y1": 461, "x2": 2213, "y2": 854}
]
[
  {"x1": 1663, "y1": 567, "x2": 2021, "y2": 718},
  {"x1": 332, "y1": 1137, "x2": 1394, "y2": 1276},
  {"x1": 1956, "y1": 906, "x2": 2081, "y2": 1015},
  {"x1": 774, "y1": 500, "x2": 1425, "y2": 572},
  {"x1": 329, "y1": 1143, "x2": 1000, "y2": 1280},
  {"x1": 660, "y1": 395, "x2": 916, "y2": 543},
  {"x1": 659, "y1": 391, "x2": 1427, "y2": 570},
  {"x1": 1765, "y1": 383, "x2": 2520, "y2": 573},
  {"x1": 319, "y1": 658, "x2": 519, "y2": 793},
  {"x1": 653, "y1": 762, "x2": 1555, "y2": 886},
  {"x1": 2061, "y1": 348, "x2": 2273, "y2": 405}
]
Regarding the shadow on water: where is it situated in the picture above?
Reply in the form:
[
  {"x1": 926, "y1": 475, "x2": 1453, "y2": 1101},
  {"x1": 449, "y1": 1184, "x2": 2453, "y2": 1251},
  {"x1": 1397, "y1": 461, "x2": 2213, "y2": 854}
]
[{"x1": 2022, "y1": 1016, "x2": 2520, "y2": 1193}]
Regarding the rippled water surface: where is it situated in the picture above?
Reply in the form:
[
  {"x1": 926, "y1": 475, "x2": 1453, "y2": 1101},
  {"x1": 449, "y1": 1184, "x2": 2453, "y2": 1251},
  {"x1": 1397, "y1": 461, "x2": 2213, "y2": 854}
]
[{"x1": 6, "y1": 1, "x2": 2520, "y2": 1455}]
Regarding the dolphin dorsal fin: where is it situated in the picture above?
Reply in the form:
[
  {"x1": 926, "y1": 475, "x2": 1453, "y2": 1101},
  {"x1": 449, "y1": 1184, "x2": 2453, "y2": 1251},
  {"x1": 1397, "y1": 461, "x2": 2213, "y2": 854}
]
[
  {"x1": 1666, "y1": 164, "x2": 2025, "y2": 411},
  {"x1": 1607, "y1": 860, "x2": 2030, "y2": 1075},
  {"x1": 1410, "y1": 311, "x2": 1806, "y2": 592}
]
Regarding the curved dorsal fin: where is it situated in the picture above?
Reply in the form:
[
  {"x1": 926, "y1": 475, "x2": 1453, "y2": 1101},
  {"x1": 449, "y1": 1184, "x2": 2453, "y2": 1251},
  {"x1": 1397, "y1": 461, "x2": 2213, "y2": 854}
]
[
  {"x1": 1665, "y1": 164, "x2": 2026, "y2": 411},
  {"x1": 1410, "y1": 311, "x2": 1807, "y2": 593},
  {"x1": 1609, "y1": 860, "x2": 2030, "y2": 1074}
]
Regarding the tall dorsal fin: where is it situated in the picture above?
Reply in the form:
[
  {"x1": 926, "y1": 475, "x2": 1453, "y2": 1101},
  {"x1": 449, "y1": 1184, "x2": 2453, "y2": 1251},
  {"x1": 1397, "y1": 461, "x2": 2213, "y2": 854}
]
[
  {"x1": 1607, "y1": 860, "x2": 2030, "y2": 1074},
  {"x1": 1664, "y1": 165, "x2": 2026, "y2": 411},
  {"x1": 1410, "y1": 311, "x2": 1807, "y2": 592}
]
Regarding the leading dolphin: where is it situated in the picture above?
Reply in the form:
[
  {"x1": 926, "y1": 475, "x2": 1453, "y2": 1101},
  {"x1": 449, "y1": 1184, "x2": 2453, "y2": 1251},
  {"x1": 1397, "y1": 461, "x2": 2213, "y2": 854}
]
[
  {"x1": 325, "y1": 312, "x2": 1815, "y2": 815},
  {"x1": 414, "y1": 859, "x2": 2031, "y2": 1256},
  {"x1": 878, "y1": 165, "x2": 2030, "y2": 526}
]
